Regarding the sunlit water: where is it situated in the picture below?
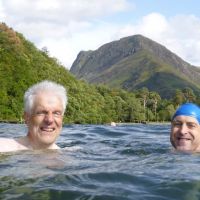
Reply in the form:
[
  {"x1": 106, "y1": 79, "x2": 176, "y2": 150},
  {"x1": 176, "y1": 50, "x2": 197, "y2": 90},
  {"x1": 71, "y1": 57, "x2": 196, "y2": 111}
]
[{"x1": 1, "y1": 123, "x2": 200, "y2": 200}]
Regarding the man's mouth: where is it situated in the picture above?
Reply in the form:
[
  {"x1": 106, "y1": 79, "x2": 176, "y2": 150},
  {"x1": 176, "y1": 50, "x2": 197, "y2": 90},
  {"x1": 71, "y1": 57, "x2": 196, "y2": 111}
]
[
  {"x1": 41, "y1": 127, "x2": 55, "y2": 132},
  {"x1": 178, "y1": 137, "x2": 191, "y2": 141},
  {"x1": 177, "y1": 137, "x2": 192, "y2": 146}
]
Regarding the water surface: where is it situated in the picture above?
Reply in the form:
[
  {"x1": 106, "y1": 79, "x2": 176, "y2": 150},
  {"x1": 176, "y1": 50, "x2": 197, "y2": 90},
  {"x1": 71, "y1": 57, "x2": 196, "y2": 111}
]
[{"x1": 0, "y1": 123, "x2": 200, "y2": 200}]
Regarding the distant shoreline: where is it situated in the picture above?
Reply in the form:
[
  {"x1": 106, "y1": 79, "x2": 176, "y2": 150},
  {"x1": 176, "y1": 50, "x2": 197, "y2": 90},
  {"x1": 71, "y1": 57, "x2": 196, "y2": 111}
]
[
  {"x1": 0, "y1": 120, "x2": 171, "y2": 125},
  {"x1": 114, "y1": 122, "x2": 171, "y2": 125},
  {"x1": 0, "y1": 120, "x2": 23, "y2": 124}
]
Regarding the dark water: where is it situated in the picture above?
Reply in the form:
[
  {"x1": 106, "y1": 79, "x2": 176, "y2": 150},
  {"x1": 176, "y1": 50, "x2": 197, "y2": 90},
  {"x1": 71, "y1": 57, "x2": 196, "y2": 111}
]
[{"x1": 1, "y1": 123, "x2": 200, "y2": 200}]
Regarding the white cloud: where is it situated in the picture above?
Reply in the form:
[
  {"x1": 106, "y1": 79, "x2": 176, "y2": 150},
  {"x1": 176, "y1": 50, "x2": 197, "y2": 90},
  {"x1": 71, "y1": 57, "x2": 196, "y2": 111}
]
[
  {"x1": 0, "y1": 0, "x2": 132, "y2": 68},
  {"x1": 0, "y1": 1, "x2": 6, "y2": 19},
  {"x1": 111, "y1": 13, "x2": 200, "y2": 67},
  {"x1": 1, "y1": 1, "x2": 200, "y2": 68},
  {"x1": 2, "y1": 0, "x2": 131, "y2": 23},
  {"x1": 38, "y1": 22, "x2": 121, "y2": 67}
]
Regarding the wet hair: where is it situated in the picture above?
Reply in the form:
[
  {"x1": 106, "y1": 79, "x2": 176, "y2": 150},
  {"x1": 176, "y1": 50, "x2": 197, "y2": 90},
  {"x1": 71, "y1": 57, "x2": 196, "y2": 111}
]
[
  {"x1": 172, "y1": 103, "x2": 200, "y2": 124},
  {"x1": 24, "y1": 80, "x2": 67, "y2": 115}
]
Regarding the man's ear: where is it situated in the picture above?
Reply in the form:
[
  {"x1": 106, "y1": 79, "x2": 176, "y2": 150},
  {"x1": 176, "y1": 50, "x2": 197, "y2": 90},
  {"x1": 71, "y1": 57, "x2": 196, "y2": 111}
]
[{"x1": 24, "y1": 112, "x2": 29, "y2": 124}]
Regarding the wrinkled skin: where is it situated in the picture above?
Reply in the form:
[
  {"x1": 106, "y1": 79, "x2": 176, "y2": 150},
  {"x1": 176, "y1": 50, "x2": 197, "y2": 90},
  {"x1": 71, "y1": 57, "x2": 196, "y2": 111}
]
[{"x1": 24, "y1": 92, "x2": 64, "y2": 149}]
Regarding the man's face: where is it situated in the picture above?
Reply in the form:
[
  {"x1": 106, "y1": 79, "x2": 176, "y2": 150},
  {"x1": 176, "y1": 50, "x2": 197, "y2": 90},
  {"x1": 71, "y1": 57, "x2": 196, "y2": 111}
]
[
  {"x1": 25, "y1": 92, "x2": 64, "y2": 148},
  {"x1": 170, "y1": 115, "x2": 200, "y2": 152}
]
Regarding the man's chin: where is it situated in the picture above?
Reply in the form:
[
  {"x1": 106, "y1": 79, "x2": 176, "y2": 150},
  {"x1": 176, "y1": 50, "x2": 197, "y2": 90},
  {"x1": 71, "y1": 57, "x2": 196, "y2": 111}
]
[
  {"x1": 176, "y1": 145, "x2": 192, "y2": 152},
  {"x1": 38, "y1": 135, "x2": 56, "y2": 145}
]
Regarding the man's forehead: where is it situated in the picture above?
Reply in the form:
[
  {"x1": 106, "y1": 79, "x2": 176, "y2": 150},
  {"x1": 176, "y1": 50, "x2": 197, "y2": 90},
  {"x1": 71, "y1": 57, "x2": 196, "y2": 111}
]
[
  {"x1": 32, "y1": 93, "x2": 63, "y2": 108},
  {"x1": 173, "y1": 115, "x2": 199, "y2": 124}
]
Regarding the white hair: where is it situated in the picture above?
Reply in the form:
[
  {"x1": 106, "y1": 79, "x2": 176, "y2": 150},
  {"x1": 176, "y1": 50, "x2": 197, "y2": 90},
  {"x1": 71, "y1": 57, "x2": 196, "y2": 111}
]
[{"x1": 24, "y1": 80, "x2": 67, "y2": 114}]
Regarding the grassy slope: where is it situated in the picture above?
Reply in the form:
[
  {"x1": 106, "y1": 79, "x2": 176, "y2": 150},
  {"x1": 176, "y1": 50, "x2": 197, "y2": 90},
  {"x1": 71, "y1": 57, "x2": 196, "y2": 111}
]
[{"x1": 88, "y1": 49, "x2": 200, "y2": 98}]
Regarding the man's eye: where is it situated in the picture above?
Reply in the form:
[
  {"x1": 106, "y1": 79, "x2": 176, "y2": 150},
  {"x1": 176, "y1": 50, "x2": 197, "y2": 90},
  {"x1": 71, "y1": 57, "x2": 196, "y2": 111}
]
[
  {"x1": 53, "y1": 111, "x2": 62, "y2": 116},
  {"x1": 187, "y1": 123, "x2": 197, "y2": 129},
  {"x1": 173, "y1": 122, "x2": 182, "y2": 127},
  {"x1": 36, "y1": 111, "x2": 46, "y2": 115}
]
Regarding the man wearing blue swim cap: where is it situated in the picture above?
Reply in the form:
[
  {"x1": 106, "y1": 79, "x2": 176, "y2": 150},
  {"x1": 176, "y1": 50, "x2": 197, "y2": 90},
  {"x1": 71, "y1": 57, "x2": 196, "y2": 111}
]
[{"x1": 170, "y1": 103, "x2": 200, "y2": 152}]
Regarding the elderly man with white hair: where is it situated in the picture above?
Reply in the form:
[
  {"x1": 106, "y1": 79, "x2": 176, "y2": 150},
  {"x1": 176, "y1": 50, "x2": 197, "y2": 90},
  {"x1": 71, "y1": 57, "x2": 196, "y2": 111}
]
[{"x1": 0, "y1": 80, "x2": 67, "y2": 152}]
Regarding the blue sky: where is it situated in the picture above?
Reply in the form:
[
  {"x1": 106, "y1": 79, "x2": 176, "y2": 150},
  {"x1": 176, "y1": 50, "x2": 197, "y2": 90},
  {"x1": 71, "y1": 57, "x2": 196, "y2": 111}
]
[
  {"x1": 101, "y1": 0, "x2": 200, "y2": 23},
  {"x1": 132, "y1": 0, "x2": 200, "y2": 17},
  {"x1": 1, "y1": 0, "x2": 200, "y2": 69}
]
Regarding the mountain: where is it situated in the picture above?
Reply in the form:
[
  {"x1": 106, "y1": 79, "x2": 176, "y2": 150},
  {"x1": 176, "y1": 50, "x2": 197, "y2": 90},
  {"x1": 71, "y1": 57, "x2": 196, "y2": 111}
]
[{"x1": 70, "y1": 34, "x2": 200, "y2": 99}]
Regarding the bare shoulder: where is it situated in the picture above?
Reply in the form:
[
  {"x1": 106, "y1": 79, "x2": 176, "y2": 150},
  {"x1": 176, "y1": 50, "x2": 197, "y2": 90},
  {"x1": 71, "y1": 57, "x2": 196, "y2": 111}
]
[
  {"x1": 0, "y1": 137, "x2": 16, "y2": 143},
  {"x1": 0, "y1": 137, "x2": 28, "y2": 153},
  {"x1": 51, "y1": 143, "x2": 61, "y2": 150}
]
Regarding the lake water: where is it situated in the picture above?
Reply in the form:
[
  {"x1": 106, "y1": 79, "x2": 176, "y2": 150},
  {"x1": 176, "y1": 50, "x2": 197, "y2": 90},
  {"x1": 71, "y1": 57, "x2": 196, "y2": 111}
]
[{"x1": 0, "y1": 123, "x2": 200, "y2": 200}]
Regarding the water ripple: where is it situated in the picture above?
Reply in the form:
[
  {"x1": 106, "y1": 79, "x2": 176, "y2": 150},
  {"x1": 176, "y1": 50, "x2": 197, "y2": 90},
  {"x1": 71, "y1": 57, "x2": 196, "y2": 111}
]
[{"x1": 0, "y1": 123, "x2": 199, "y2": 200}]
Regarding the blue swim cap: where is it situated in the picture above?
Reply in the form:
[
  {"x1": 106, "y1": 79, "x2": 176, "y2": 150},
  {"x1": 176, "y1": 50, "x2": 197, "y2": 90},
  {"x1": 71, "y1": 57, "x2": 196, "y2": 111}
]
[{"x1": 172, "y1": 103, "x2": 200, "y2": 123}]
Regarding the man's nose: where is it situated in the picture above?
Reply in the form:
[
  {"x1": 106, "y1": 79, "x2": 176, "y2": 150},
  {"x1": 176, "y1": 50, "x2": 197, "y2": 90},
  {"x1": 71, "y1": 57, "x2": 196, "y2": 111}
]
[
  {"x1": 44, "y1": 113, "x2": 54, "y2": 123},
  {"x1": 179, "y1": 123, "x2": 188, "y2": 134}
]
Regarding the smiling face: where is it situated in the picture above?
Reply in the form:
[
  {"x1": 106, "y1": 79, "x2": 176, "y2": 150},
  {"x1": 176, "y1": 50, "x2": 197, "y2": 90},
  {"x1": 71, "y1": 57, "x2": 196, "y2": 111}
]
[
  {"x1": 24, "y1": 92, "x2": 64, "y2": 149},
  {"x1": 170, "y1": 115, "x2": 200, "y2": 152}
]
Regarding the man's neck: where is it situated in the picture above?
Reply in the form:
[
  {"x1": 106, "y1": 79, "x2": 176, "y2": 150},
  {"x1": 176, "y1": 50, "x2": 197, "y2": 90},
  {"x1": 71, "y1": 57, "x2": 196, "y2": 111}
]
[{"x1": 22, "y1": 135, "x2": 59, "y2": 150}]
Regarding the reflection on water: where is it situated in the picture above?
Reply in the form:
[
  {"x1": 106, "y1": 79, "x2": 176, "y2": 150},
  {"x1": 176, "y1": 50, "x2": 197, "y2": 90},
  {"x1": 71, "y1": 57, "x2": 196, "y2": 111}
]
[{"x1": 0, "y1": 123, "x2": 200, "y2": 199}]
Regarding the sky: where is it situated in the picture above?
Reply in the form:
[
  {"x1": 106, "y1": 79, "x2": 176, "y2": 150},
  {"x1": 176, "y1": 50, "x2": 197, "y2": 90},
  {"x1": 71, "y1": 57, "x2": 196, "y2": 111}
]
[{"x1": 1, "y1": 0, "x2": 200, "y2": 69}]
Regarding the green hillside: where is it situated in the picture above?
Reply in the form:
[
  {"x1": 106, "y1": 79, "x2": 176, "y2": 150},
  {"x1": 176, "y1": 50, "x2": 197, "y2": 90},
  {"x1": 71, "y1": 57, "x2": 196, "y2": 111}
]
[{"x1": 0, "y1": 23, "x2": 148, "y2": 123}]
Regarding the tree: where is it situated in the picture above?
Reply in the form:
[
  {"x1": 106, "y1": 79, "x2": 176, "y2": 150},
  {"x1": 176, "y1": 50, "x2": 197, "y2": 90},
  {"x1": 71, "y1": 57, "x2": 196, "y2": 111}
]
[
  {"x1": 41, "y1": 46, "x2": 49, "y2": 56},
  {"x1": 158, "y1": 104, "x2": 175, "y2": 121},
  {"x1": 113, "y1": 96, "x2": 125, "y2": 122},
  {"x1": 136, "y1": 87, "x2": 149, "y2": 121},
  {"x1": 149, "y1": 92, "x2": 161, "y2": 121},
  {"x1": 182, "y1": 87, "x2": 196, "y2": 102},
  {"x1": 173, "y1": 89, "x2": 184, "y2": 106}
]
